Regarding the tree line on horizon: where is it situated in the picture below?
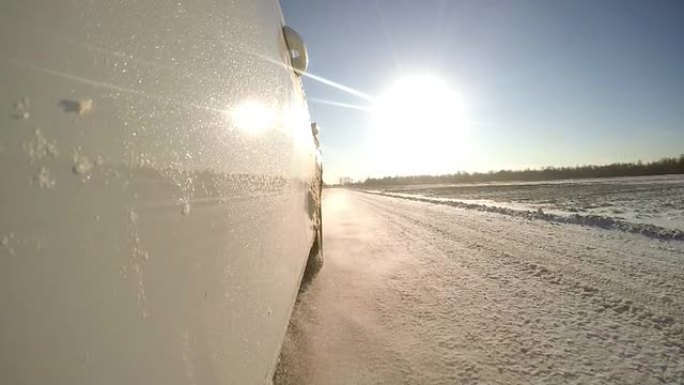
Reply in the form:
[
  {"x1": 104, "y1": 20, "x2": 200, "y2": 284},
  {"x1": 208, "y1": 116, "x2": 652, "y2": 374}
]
[{"x1": 359, "y1": 155, "x2": 684, "y2": 186}]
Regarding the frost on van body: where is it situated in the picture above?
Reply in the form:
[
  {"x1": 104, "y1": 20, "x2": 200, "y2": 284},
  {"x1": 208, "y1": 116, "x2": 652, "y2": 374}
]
[
  {"x1": 181, "y1": 201, "x2": 191, "y2": 215},
  {"x1": 128, "y1": 209, "x2": 139, "y2": 224},
  {"x1": 24, "y1": 129, "x2": 58, "y2": 163},
  {"x1": 77, "y1": 99, "x2": 93, "y2": 115},
  {"x1": 34, "y1": 166, "x2": 56, "y2": 189},
  {"x1": 71, "y1": 149, "x2": 93, "y2": 175},
  {"x1": 1, "y1": 233, "x2": 15, "y2": 256},
  {"x1": 11, "y1": 97, "x2": 30, "y2": 120},
  {"x1": 180, "y1": 330, "x2": 197, "y2": 385},
  {"x1": 123, "y1": 208, "x2": 149, "y2": 320}
]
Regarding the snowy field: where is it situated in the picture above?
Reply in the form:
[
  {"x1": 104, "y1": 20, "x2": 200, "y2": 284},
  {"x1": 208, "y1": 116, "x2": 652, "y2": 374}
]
[
  {"x1": 374, "y1": 174, "x2": 684, "y2": 240},
  {"x1": 276, "y1": 187, "x2": 684, "y2": 385}
]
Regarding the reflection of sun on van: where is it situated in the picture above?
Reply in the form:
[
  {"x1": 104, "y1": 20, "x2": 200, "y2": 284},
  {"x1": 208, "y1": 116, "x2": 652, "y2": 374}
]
[{"x1": 0, "y1": 1, "x2": 322, "y2": 384}]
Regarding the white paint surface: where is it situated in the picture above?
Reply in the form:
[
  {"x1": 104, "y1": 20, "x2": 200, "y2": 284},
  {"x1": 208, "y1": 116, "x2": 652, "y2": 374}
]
[{"x1": 1, "y1": 1, "x2": 317, "y2": 384}]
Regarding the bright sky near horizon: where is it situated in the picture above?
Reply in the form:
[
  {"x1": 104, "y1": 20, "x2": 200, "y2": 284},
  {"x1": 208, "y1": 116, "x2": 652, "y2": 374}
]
[{"x1": 280, "y1": 0, "x2": 684, "y2": 184}]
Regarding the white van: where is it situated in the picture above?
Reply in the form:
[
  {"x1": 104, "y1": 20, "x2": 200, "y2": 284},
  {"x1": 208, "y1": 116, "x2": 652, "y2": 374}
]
[{"x1": 0, "y1": 1, "x2": 322, "y2": 384}]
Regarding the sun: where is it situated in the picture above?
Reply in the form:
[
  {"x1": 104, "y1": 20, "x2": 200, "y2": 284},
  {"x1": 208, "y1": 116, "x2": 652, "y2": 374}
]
[{"x1": 370, "y1": 74, "x2": 469, "y2": 175}]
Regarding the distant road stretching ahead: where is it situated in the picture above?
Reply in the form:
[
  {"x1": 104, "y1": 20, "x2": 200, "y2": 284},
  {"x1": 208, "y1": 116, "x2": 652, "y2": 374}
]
[{"x1": 276, "y1": 189, "x2": 684, "y2": 385}]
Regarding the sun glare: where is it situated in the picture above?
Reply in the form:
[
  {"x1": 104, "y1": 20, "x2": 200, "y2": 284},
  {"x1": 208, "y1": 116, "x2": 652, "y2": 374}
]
[
  {"x1": 231, "y1": 100, "x2": 277, "y2": 134},
  {"x1": 371, "y1": 75, "x2": 469, "y2": 175}
]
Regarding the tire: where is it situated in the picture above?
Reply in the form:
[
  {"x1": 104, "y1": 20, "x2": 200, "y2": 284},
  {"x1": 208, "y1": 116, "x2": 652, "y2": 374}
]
[{"x1": 299, "y1": 171, "x2": 323, "y2": 293}]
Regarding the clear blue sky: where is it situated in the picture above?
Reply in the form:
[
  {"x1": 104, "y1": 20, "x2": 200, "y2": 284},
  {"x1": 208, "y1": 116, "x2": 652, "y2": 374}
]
[{"x1": 280, "y1": 0, "x2": 684, "y2": 183}]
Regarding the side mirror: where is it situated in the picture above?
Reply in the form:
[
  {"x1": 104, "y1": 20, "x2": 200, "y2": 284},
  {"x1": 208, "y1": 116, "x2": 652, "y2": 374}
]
[{"x1": 282, "y1": 26, "x2": 309, "y2": 76}]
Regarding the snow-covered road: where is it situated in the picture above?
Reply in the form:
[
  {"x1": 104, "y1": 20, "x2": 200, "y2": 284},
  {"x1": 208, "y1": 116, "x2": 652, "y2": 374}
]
[{"x1": 275, "y1": 189, "x2": 684, "y2": 385}]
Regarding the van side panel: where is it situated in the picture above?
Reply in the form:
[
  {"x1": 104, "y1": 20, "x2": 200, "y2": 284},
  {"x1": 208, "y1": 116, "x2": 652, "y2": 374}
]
[{"x1": 0, "y1": 1, "x2": 316, "y2": 384}]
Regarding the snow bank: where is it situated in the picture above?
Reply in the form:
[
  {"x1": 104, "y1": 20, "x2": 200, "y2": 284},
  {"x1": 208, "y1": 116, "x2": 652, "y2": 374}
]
[{"x1": 369, "y1": 191, "x2": 684, "y2": 241}]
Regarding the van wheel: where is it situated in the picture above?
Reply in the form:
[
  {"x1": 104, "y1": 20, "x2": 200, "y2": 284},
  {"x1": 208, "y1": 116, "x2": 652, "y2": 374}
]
[{"x1": 299, "y1": 206, "x2": 322, "y2": 293}]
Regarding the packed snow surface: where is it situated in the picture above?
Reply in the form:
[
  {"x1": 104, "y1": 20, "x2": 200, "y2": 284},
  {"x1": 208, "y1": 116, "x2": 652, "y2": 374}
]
[{"x1": 276, "y1": 188, "x2": 684, "y2": 385}]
